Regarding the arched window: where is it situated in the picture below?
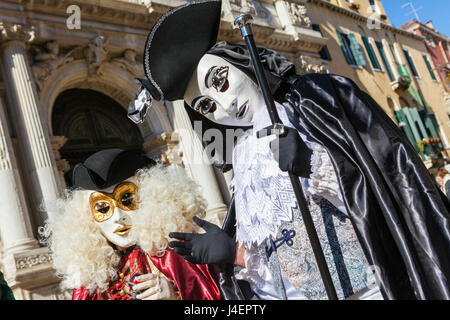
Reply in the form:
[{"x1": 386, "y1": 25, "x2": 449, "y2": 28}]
[{"x1": 52, "y1": 88, "x2": 144, "y2": 186}]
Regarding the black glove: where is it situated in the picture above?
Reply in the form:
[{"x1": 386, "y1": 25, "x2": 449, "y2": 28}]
[
  {"x1": 269, "y1": 126, "x2": 313, "y2": 178},
  {"x1": 168, "y1": 216, "x2": 236, "y2": 265}
]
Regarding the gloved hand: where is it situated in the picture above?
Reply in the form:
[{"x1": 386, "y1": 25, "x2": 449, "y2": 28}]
[
  {"x1": 130, "y1": 273, "x2": 178, "y2": 300},
  {"x1": 168, "y1": 216, "x2": 236, "y2": 265},
  {"x1": 269, "y1": 126, "x2": 313, "y2": 179}
]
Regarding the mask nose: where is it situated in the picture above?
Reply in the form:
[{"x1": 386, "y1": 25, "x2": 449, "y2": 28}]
[
  {"x1": 227, "y1": 98, "x2": 238, "y2": 115},
  {"x1": 114, "y1": 208, "x2": 132, "y2": 226}
]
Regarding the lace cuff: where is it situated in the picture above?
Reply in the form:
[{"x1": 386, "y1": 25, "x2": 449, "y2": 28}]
[
  {"x1": 307, "y1": 142, "x2": 348, "y2": 215},
  {"x1": 234, "y1": 244, "x2": 267, "y2": 291}
]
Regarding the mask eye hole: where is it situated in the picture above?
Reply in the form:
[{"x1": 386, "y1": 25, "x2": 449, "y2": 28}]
[
  {"x1": 205, "y1": 66, "x2": 229, "y2": 93},
  {"x1": 192, "y1": 96, "x2": 217, "y2": 115},
  {"x1": 94, "y1": 202, "x2": 110, "y2": 214},
  {"x1": 121, "y1": 192, "x2": 135, "y2": 207}
]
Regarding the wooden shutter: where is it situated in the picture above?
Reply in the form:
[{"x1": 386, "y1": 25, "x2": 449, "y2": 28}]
[
  {"x1": 336, "y1": 31, "x2": 356, "y2": 65},
  {"x1": 311, "y1": 24, "x2": 332, "y2": 61},
  {"x1": 423, "y1": 55, "x2": 437, "y2": 80},
  {"x1": 362, "y1": 36, "x2": 381, "y2": 70},
  {"x1": 376, "y1": 41, "x2": 395, "y2": 81},
  {"x1": 403, "y1": 49, "x2": 419, "y2": 77},
  {"x1": 347, "y1": 33, "x2": 367, "y2": 67}
]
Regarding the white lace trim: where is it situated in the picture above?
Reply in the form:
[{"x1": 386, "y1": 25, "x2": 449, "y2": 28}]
[
  {"x1": 232, "y1": 103, "x2": 298, "y2": 246},
  {"x1": 231, "y1": 102, "x2": 347, "y2": 246},
  {"x1": 234, "y1": 243, "x2": 267, "y2": 290},
  {"x1": 308, "y1": 142, "x2": 340, "y2": 200}
]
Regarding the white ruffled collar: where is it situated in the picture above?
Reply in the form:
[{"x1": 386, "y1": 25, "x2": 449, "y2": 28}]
[
  {"x1": 231, "y1": 103, "x2": 301, "y2": 246},
  {"x1": 231, "y1": 102, "x2": 346, "y2": 246}
]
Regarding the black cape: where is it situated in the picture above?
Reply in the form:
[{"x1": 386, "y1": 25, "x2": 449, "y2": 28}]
[
  {"x1": 188, "y1": 73, "x2": 450, "y2": 300},
  {"x1": 284, "y1": 73, "x2": 450, "y2": 300}
]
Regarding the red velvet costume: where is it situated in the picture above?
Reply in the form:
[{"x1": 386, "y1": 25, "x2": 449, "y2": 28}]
[{"x1": 72, "y1": 246, "x2": 221, "y2": 300}]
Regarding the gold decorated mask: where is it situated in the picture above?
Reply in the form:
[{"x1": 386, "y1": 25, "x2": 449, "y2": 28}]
[{"x1": 89, "y1": 182, "x2": 139, "y2": 222}]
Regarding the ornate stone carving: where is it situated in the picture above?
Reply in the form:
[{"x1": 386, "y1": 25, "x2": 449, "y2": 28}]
[
  {"x1": 141, "y1": 0, "x2": 154, "y2": 13},
  {"x1": 0, "y1": 23, "x2": 36, "y2": 43},
  {"x1": 16, "y1": 252, "x2": 52, "y2": 270},
  {"x1": 424, "y1": 34, "x2": 436, "y2": 48},
  {"x1": 229, "y1": 0, "x2": 256, "y2": 15},
  {"x1": 143, "y1": 132, "x2": 182, "y2": 166},
  {"x1": 50, "y1": 136, "x2": 70, "y2": 174},
  {"x1": 296, "y1": 54, "x2": 328, "y2": 74},
  {"x1": 111, "y1": 49, "x2": 144, "y2": 77},
  {"x1": 31, "y1": 41, "x2": 75, "y2": 91},
  {"x1": 288, "y1": 2, "x2": 311, "y2": 27},
  {"x1": 84, "y1": 35, "x2": 108, "y2": 76}
]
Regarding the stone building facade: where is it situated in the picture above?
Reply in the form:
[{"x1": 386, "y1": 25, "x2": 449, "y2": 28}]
[
  {"x1": 0, "y1": 0, "x2": 447, "y2": 299},
  {"x1": 401, "y1": 19, "x2": 450, "y2": 127},
  {"x1": 304, "y1": 0, "x2": 450, "y2": 160}
]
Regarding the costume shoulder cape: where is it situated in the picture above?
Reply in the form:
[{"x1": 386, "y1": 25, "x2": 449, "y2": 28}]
[{"x1": 284, "y1": 73, "x2": 450, "y2": 300}]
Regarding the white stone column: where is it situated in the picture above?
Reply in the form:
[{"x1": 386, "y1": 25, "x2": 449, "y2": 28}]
[
  {"x1": 171, "y1": 100, "x2": 228, "y2": 226},
  {"x1": 0, "y1": 23, "x2": 61, "y2": 225},
  {"x1": 0, "y1": 96, "x2": 38, "y2": 255}
]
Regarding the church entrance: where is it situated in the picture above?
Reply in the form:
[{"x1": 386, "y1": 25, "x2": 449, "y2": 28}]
[{"x1": 52, "y1": 88, "x2": 144, "y2": 186}]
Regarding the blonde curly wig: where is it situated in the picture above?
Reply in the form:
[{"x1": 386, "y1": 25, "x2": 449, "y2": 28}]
[{"x1": 39, "y1": 164, "x2": 207, "y2": 292}]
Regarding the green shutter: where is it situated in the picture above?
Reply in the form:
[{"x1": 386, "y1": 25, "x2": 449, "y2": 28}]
[
  {"x1": 347, "y1": 33, "x2": 367, "y2": 67},
  {"x1": 397, "y1": 65, "x2": 411, "y2": 82},
  {"x1": 312, "y1": 24, "x2": 332, "y2": 61},
  {"x1": 376, "y1": 41, "x2": 395, "y2": 81},
  {"x1": 423, "y1": 55, "x2": 437, "y2": 80},
  {"x1": 337, "y1": 31, "x2": 356, "y2": 65},
  {"x1": 403, "y1": 49, "x2": 419, "y2": 77},
  {"x1": 362, "y1": 36, "x2": 381, "y2": 70},
  {"x1": 402, "y1": 107, "x2": 422, "y2": 142},
  {"x1": 408, "y1": 86, "x2": 424, "y2": 107},
  {"x1": 396, "y1": 110, "x2": 419, "y2": 152},
  {"x1": 409, "y1": 107, "x2": 429, "y2": 140}
]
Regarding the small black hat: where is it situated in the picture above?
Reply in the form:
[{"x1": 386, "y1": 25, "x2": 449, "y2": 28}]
[
  {"x1": 72, "y1": 149, "x2": 155, "y2": 190},
  {"x1": 141, "y1": 0, "x2": 222, "y2": 101}
]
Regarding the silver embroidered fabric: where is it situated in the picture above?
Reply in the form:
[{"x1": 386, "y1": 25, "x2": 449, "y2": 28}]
[{"x1": 232, "y1": 103, "x2": 377, "y2": 300}]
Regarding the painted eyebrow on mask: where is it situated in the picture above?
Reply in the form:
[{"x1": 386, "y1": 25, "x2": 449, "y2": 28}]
[{"x1": 205, "y1": 66, "x2": 216, "y2": 88}]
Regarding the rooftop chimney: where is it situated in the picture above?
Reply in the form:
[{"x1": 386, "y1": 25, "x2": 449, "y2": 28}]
[{"x1": 426, "y1": 20, "x2": 435, "y2": 30}]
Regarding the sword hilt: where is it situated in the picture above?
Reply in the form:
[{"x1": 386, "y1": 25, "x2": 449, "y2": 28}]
[{"x1": 234, "y1": 14, "x2": 253, "y2": 30}]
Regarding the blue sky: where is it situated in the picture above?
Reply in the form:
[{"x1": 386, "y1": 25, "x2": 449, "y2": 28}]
[{"x1": 382, "y1": 0, "x2": 450, "y2": 37}]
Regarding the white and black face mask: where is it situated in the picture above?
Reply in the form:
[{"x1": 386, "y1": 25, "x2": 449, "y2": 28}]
[{"x1": 184, "y1": 54, "x2": 266, "y2": 127}]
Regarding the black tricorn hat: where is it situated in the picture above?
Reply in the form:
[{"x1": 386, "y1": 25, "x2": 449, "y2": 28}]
[
  {"x1": 142, "y1": 0, "x2": 222, "y2": 102},
  {"x1": 72, "y1": 149, "x2": 155, "y2": 190}
]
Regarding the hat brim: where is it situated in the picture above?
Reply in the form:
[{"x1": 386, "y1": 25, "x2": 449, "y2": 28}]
[
  {"x1": 143, "y1": 0, "x2": 222, "y2": 101},
  {"x1": 72, "y1": 149, "x2": 155, "y2": 190}
]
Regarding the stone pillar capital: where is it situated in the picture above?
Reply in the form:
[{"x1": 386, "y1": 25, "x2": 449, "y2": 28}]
[
  {"x1": 143, "y1": 131, "x2": 183, "y2": 166},
  {"x1": 0, "y1": 23, "x2": 36, "y2": 46}
]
